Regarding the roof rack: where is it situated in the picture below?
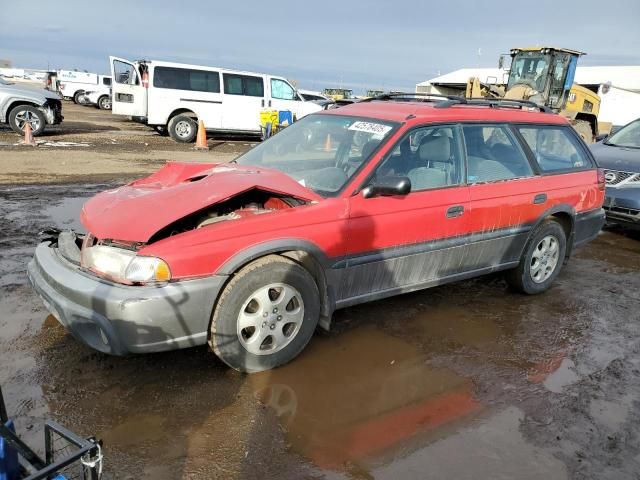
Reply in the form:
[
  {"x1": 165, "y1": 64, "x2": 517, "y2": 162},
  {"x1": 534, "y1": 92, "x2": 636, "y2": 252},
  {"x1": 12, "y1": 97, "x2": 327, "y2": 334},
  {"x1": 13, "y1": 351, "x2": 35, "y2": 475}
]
[
  {"x1": 435, "y1": 97, "x2": 552, "y2": 113},
  {"x1": 362, "y1": 92, "x2": 462, "y2": 103},
  {"x1": 364, "y1": 92, "x2": 552, "y2": 113}
]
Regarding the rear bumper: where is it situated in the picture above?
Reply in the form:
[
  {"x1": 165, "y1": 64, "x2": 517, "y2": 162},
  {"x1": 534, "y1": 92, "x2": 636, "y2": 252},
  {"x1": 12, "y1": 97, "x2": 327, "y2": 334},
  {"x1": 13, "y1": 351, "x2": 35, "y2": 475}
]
[
  {"x1": 27, "y1": 242, "x2": 227, "y2": 355},
  {"x1": 574, "y1": 208, "x2": 606, "y2": 248}
]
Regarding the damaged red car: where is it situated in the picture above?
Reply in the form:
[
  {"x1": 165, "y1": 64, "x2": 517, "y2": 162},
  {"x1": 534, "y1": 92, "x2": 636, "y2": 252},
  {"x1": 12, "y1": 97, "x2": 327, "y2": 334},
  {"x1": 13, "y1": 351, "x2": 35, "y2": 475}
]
[{"x1": 28, "y1": 94, "x2": 605, "y2": 372}]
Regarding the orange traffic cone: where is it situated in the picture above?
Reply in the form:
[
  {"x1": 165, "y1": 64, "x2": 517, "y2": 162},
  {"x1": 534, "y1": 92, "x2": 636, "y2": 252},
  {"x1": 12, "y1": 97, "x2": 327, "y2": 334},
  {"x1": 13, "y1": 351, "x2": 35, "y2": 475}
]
[
  {"x1": 324, "y1": 133, "x2": 332, "y2": 152},
  {"x1": 23, "y1": 122, "x2": 36, "y2": 146},
  {"x1": 194, "y1": 120, "x2": 209, "y2": 150}
]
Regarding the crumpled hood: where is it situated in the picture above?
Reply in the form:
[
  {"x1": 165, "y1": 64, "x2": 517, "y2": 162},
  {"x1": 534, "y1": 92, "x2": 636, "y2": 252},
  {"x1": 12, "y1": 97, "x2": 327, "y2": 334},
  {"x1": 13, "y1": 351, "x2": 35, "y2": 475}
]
[{"x1": 81, "y1": 162, "x2": 321, "y2": 243}]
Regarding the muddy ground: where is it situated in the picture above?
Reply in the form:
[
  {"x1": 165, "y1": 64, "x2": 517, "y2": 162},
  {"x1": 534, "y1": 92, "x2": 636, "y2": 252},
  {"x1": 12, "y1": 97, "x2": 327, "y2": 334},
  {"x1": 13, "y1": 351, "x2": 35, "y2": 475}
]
[
  {"x1": 0, "y1": 101, "x2": 255, "y2": 184},
  {"x1": 1, "y1": 102, "x2": 640, "y2": 479}
]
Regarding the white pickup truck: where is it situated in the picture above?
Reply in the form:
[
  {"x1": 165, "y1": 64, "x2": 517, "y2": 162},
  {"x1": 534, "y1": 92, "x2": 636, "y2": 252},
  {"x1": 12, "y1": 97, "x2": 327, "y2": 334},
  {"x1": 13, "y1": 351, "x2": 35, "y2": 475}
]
[{"x1": 58, "y1": 71, "x2": 112, "y2": 104}]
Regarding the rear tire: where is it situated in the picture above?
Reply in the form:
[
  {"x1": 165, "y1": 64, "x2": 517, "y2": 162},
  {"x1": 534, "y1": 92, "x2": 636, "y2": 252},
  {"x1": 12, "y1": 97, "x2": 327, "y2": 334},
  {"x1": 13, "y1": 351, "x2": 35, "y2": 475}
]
[
  {"x1": 168, "y1": 114, "x2": 197, "y2": 143},
  {"x1": 209, "y1": 255, "x2": 320, "y2": 373},
  {"x1": 573, "y1": 120, "x2": 594, "y2": 143},
  {"x1": 98, "y1": 95, "x2": 111, "y2": 110},
  {"x1": 8, "y1": 105, "x2": 46, "y2": 136},
  {"x1": 505, "y1": 219, "x2": 567, "y2": 294},
  {"x1": 73, "y1": 90, "x2": 85, "y2": 104}
]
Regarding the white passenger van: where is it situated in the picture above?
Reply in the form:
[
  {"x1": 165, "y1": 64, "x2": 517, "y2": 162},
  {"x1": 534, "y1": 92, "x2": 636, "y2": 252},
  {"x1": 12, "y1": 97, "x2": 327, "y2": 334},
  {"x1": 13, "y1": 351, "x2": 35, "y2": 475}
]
[{"x1": 109, "y1": 56, "x2": 322, "y2": 142}]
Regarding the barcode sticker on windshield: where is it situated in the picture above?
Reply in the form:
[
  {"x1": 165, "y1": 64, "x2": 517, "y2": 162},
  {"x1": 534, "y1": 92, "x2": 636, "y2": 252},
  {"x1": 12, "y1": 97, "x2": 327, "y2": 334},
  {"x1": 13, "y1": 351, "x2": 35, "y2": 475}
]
[{"x1": 348, "y1": 121, "x2": 392, "y2": 136}]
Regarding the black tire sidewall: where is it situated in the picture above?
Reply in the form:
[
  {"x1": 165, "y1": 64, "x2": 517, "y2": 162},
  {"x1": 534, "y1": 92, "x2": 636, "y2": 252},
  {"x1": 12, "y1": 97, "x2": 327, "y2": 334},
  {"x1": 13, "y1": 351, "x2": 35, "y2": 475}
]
[
  {"x1": 73, "y1": 91, "x2": 84, "y2": 104},
  {"x1": 168, "y1": 115, "x2": 197, "y2": 143},
  {"x1": 98, "y1": 96, "x2": 111, "y2": 110},
  {"x1": 211, "y1": 261, "x2": 320, "y2": 373},
  {"x1": 8, "y1": 106, "x2": 46, "y2": 136},
  {"x1": 518, "y1": 222, "x2": 567, "y2": 294}
]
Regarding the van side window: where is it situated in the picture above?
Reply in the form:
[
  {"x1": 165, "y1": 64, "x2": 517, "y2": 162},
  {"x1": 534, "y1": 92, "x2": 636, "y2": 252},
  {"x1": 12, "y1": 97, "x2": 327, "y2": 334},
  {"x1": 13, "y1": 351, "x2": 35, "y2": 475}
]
[
  {"x1": 463, "y1": 125, "x2": 533, "y2": 183},
  {"x1": 153, "y1": 67, "x2": 220, "y2": 93},
  {"x1": 376, "y1": 125, "x2": 464, "y2": 192},
  {"x1": 223, "y1": 74, "x2": 264, "y2": 97},
  {"x1": 113, "y1": 61, "x2": 138, "y2": 85},
  {"x1": 271, "y1": 79, "x2": 296, "y2": 100},
  {"x1": 103, "y1": 77, "x2": 112, "y2": 86},
  {"x1": 518, "y1": 126, "x2": 592, "y2": 172}
]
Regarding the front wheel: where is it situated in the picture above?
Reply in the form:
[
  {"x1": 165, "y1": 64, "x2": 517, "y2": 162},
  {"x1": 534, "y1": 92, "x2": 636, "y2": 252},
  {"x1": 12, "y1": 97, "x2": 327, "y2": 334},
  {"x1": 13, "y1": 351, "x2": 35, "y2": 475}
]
[
  {"x1": 8, "y1": 105, "x2": 46, "y2": 136},
  {"x1": 168, "y1": 114, "x2": 197, "y2": 143},
  {"x1": 505, "y1": 220, "x2": 567, "y2": 294},
  {"x1": 209, "y1": 255, "x2": 320, "y2": 373}
]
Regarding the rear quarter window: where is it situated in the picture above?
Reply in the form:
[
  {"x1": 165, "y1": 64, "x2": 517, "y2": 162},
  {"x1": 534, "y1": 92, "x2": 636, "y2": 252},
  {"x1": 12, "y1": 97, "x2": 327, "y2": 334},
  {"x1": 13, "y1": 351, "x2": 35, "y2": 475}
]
[{"x1": 517, "y1": 125, "x2": 593, "y2": 172}]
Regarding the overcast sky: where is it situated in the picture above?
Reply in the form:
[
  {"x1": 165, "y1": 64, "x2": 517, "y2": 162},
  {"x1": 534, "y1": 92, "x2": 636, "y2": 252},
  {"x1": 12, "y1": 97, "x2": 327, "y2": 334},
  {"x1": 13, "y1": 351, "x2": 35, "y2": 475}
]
[{"x1": 1, "y1": 0, "x2": 638, "y2": 93}]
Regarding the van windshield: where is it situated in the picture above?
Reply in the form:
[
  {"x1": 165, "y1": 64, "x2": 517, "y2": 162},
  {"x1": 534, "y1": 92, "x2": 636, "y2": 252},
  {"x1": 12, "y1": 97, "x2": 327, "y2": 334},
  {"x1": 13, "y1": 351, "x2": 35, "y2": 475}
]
[{"x1": 235, "y1": 114, "x2": 398, "y2": 196}]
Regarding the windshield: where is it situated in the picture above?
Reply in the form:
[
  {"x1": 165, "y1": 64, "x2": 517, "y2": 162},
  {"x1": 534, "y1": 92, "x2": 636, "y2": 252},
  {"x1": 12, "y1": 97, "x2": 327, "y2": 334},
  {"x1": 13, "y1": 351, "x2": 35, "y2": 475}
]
[
  {"x1": 508, "y1": 52, "x2": 550, "y2": 91},
  {"x1": 606, "y1": 119, "x2": 640, "y2": 148},
  {"x1": 235, "y1": 114, "x2": 398, "y2": 196}
]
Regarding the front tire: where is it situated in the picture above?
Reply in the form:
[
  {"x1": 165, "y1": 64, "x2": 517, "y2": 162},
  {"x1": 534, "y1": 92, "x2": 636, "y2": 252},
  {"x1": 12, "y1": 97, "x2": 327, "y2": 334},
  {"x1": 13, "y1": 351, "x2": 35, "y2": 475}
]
[
  {"x1": 8, "y1": 105, "x2": 46, "y2": 136},
  {"x1": 505, "y1": 219, "x2": 567, "y2": 294},
  {"x1": 209, "y1": 255, "x2": 320, "y2": 373},
  {"x1": 168, "y1": 114, "x2": 197, "y2": 143}
]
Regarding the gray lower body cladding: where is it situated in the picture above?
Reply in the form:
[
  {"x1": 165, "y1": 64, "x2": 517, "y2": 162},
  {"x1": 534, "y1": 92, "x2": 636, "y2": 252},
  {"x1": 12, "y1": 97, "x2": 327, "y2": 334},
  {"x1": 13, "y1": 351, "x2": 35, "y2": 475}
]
[{"x1": 27, "y1": 242, "x2": 226, "y2": 355}]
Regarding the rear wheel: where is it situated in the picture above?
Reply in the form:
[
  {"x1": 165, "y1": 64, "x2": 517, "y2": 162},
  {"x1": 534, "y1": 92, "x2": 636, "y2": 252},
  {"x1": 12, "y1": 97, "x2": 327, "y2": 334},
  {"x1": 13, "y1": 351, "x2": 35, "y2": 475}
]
[
  {"x1": 168, "y1": 114, "x2": 197, "y2": 143},
  {"x1": 209, "y1": 255, "x2": 320, "y2": 373},
  {"x1": 98, "y1": 95, "x2": 111, "y2": 110},
  {"x1": 8, "y1": 105, "x2": 46, "y2": 136},
  {"x1": 505, "y1": 220, "x2": 567, "y2": 294},
  {"x1": 73, "y1": 90, "x2": 85, "y2": 104},
  {"x1": 573, "y1": 120, "x2": 594, "y2": 143}
]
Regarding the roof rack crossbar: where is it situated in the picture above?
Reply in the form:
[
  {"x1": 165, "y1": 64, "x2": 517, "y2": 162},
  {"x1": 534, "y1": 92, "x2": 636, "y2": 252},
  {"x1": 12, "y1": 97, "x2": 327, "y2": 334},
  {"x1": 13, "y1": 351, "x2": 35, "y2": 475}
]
[{"x1": 364, "y1": 92, "x2": 552, "y2": 113}]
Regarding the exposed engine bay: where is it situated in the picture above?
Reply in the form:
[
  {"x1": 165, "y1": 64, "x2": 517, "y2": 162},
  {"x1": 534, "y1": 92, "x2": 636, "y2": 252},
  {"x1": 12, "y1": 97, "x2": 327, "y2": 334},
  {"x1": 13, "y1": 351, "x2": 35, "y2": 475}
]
[{"x1": 148, "y1": 188, "x2": 306, "y2": 243}]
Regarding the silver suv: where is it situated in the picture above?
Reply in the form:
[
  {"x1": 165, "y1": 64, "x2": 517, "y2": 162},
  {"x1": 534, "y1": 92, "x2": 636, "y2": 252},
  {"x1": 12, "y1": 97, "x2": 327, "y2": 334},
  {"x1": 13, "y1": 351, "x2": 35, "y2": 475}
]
[{"x1": 0, "y1": 77, "x2": 63, "y2": 136}]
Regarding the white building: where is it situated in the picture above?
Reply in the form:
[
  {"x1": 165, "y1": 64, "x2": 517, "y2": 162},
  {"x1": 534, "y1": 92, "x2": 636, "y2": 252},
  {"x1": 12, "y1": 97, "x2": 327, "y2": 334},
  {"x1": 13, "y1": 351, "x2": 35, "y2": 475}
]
[{"x1": 416, "y1": 66, "x2": 640, "y2": 126}]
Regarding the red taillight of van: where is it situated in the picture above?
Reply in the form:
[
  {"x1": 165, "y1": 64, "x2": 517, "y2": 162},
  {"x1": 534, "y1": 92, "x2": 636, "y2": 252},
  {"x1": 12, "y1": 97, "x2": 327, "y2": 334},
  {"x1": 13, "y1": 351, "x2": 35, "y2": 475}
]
[
  {"x1": 597, "y1": 168, "x2": 606, "y2": 191},
  {"x1": 59, "y1": 83, "x2": 65, "y2": 91}
]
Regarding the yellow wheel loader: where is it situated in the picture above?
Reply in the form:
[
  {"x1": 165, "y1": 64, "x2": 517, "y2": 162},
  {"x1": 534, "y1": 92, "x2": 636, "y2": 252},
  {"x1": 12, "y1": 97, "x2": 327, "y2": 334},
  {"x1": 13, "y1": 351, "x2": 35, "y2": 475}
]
[{"x1": 466, "y1": 47, "x2": 605, "y2": 142}]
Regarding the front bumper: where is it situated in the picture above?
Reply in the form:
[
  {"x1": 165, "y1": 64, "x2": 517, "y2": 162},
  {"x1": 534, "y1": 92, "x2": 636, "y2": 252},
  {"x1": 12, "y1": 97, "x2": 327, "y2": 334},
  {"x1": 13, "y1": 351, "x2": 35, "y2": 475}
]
[
  {"x1": 604, "y1": 187, "x2": 640, "y2": 227},
  {"x1": 27, "y1": 241, "x2": 227, "y2": 355}
]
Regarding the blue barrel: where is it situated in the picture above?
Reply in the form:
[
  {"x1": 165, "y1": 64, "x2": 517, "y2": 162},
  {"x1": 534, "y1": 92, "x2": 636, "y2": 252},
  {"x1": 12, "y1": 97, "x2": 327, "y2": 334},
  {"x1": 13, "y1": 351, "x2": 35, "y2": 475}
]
[{"x1": 278, "y1": 110, "x2": 293, "y2": 126}]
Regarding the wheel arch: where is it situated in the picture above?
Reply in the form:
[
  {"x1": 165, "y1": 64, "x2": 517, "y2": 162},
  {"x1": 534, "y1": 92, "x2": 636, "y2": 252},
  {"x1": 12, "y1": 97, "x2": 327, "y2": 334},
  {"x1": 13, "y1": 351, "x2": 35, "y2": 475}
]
[
  {"x1": 167, "y1": 108, "x2": 198, "y2": 125},
  {"x1": 215, "y1": 240, "x2": 334, "y2": 330},
  {"x1": 5, "y1": 100, "x2": 41, "y2": 121},
  {"x1": 529, "y1": 204, "x2": 576, "y2": 259}
]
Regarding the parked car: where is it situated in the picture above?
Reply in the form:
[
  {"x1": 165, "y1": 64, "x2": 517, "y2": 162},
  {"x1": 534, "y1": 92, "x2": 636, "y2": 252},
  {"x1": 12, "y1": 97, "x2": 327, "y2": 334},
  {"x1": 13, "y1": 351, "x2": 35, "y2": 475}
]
[
  {"x1": 590, "y1": 117, "x2": 640, "y2": 228},
  {"x1": 28, "y1": 95, "x2": 605, "y2": 372},
  {"x1": 298, "y1": 89, "x2": 330, "y2": 102},
  {"x1": 0, "y1": 76, "x2": 63, "y2": 135},
  {"x1": 81, "y1": 89, "x2": 112, "y2": 110},
  {"x1": 58, "y1": 72, "x2": 111, "y2": 104},
  {"x1": 109, "y1": 56, "x2": 323, "y2": 143}
]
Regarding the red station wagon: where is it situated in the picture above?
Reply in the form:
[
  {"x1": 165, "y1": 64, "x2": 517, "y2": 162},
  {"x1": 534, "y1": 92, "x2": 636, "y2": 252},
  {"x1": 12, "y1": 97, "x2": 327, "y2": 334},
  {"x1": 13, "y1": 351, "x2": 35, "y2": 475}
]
[{"x1": 28, "y1": 94, "x2": 606, "y2": 372}]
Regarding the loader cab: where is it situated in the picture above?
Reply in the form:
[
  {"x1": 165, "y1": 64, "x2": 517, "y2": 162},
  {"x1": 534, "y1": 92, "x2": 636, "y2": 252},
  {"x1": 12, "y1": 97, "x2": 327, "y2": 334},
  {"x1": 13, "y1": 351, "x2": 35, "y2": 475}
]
[{"x1": 506, "y1": 47, "x2": 581, "y2": 111}]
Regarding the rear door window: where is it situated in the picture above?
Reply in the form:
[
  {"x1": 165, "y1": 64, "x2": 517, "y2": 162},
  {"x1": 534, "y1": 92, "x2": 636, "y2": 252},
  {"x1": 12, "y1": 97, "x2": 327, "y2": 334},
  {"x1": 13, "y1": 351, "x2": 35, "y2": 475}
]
[
  {"x1": 102, "y1": 77, "x2": 112, "y2": 86},
  {"x1": 517, "y1": 126, "x2": 592, "y2": 172},
  {"x1": 153, "y1": 67, "x2": 220, "y2": 93},
  {"x1": 462, "y1": 125, "x2": 533, "y2": 183},
  {"x1": 223, "y1": 74, "x2": 264, "y2": 97}
]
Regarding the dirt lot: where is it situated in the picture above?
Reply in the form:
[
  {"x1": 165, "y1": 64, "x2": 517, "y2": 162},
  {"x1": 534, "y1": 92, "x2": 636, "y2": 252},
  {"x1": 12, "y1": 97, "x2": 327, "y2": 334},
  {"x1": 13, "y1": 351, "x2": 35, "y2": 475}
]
[
  {"x1": 1, "y1": 103, "x2": 640, "y2": 479},
  {"x1": 0, "y1": 101, "x2": 255, "y2": 184}
]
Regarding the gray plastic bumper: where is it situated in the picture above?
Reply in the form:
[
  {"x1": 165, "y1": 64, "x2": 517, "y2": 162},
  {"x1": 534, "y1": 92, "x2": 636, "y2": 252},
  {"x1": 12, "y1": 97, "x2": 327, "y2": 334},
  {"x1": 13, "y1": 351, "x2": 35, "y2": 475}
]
[{"x1": 27, "y1": 242, "x2": 227, "y2": 355}]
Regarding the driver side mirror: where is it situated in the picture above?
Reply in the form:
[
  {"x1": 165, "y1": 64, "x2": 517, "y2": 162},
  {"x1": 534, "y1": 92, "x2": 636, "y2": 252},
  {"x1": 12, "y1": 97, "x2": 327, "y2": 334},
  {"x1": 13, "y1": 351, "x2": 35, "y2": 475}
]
[{"x1": 362, "y1": 176, "x2": 411, "y2": 199}]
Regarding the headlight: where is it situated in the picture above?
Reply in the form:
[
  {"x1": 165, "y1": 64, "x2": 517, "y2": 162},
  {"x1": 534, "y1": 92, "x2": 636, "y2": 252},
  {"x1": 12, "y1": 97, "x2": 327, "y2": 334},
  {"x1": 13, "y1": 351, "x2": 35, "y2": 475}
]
[{"x1": 81, "y1": 245, "x2": 171, "y2": 284}]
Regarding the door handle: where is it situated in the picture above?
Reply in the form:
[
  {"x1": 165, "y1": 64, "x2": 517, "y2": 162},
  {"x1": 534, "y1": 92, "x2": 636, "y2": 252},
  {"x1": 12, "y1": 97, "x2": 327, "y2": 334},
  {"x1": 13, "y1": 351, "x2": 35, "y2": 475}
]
[
  {"x1": 268, "y1": 99, "x2": 272, "y2": 107},
  {"x1": 533, "y1": 193, "x2": 547, "y2": 204},
  {"x1": 261, "y1": 99, "x2": 265, "y2": 107},
  {"x1": 446, "y1": 205, "x2": 464, "y2": 218}
]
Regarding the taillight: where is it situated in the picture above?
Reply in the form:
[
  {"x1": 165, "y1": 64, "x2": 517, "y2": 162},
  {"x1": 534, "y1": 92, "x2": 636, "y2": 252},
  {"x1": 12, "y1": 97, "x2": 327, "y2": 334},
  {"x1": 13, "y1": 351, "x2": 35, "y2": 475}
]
[
  {"x1": 59, "y1": 84, "x2": 65, "y2": 90},
  {"x1": 597, "y1": 168, "x2": 606, "y2": 191}
]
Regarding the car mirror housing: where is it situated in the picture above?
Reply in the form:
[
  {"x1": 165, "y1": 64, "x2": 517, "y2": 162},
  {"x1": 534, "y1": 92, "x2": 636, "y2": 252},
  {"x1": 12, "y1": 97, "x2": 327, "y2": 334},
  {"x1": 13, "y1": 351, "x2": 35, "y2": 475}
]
[{"x1": 362, "y1": 176, "x2": 411, "y2": 199}]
